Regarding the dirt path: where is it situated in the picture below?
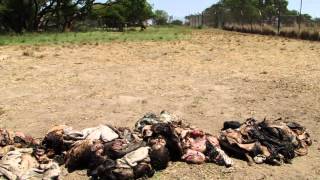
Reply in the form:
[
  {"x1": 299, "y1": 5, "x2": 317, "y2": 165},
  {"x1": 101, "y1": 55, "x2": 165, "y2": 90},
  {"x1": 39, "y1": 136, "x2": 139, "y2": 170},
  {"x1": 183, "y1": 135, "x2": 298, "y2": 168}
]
[{"x1": 0, "y1": 29, "x2": 320, "y2": 179}]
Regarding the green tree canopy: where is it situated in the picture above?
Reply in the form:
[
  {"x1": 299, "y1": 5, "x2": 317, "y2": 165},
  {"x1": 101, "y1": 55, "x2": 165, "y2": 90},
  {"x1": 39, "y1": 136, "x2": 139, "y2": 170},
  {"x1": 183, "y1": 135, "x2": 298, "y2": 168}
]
[
  {"x1": 91, "y1": 0, "x2": 153, "y2": 31},
  {"x1": 201, "y1": 0, "x2": 315, "y2": 27},
  {"x1": 0, "y1": 0, "x2": 35, "y2": 33},
  {"x1": 153, "y1": 10, "x2": 169, "y2": 25},
  {"x1": 0, "y1": 0, "x2": 94, "y2": 33}
]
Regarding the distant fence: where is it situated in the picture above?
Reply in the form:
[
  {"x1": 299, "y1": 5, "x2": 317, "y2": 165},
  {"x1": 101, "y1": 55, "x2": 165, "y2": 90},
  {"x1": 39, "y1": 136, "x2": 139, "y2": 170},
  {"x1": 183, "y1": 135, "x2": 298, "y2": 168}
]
[
  {"x1": 186, "y1": 14, "x2": 219, "y2": 28},
  {"x1": 187, "y1": 13, "x2": 320, "y2": 29},
  {"x1": 187, "y1": 14, "x2": 203, "y2": 28},
  {"x1": 186, "y1": 14, "x2": 320, "y2": 41}
]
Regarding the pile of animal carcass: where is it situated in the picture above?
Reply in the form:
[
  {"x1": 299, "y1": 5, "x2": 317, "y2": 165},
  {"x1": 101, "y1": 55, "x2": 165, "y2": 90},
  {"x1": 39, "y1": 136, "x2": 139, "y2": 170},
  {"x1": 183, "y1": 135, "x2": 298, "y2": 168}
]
[{"x1": 0, "y1": 111, "x2": 312, "y2": 180}]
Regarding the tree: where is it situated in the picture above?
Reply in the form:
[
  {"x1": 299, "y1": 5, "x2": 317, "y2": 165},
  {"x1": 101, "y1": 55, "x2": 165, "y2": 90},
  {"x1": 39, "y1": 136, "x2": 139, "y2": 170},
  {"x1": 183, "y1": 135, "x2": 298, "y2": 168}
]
[
  {"x1": 91, "y1": 0, "x2": 153, "y2": 31},
  {"x1": 171, "y1": 20, "x2": 183, "y2": 26},
  {"x1": 122, "y1": 0, "x2": 153, "y2": 29},
  {"x1": 153, "y1": 10, "x2": 169, "y2": 25},
  {"x1": 0, "y1": 0, "x2": 154, "y2": 33},
  {"x1": 203, "y1": 2, "x2": 225, "y2": 27},
  {"x1": 92, "y1": 2, "x2": 126, "y2": 30},
  {"x1": 49, "y1": 0, "x2": 95, "y2": 32},
  {"x1": 201, "y1": 0, "x2": 314, "y2": 26},
  {"x1": 0, "y1": 0, "x2": 36, "y2": 33},
  {"x1": 0, "y1": 0, "x2": 95, "y2": 33},
  {"x1": 302, "y1": 14, "x2": 312, "y2": 22},
  {"x1": 220, "y1": 0, "x2": 262, "y2": 24}
]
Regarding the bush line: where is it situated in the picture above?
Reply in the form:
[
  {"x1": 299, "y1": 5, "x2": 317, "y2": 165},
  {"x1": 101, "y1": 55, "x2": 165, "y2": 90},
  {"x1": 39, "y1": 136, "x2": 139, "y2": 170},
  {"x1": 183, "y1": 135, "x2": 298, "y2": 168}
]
[{"x1": 223, "y1": 25, "x2": 320, "y2": 41}]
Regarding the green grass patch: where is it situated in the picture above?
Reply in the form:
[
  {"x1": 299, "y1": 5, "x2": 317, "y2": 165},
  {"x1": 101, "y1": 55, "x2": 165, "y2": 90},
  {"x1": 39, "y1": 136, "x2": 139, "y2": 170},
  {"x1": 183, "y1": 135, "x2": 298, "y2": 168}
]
[{"x1": 0, "y1": 26, "x2": 191, "y2": 46}]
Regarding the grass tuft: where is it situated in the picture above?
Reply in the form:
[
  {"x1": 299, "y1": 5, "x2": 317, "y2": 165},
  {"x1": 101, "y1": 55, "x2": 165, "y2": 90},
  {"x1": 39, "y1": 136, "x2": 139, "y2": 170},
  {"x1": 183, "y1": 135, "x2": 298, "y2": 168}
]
[{"x1": 22, "y1": 50, "x2": 34, "y2": 56}]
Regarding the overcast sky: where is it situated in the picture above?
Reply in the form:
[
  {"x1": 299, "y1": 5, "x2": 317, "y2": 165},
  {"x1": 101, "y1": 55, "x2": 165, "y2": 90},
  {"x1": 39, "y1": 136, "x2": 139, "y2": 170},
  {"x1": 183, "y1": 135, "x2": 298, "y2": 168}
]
[{"x1": 147, "y1": 0, "x2": 320, "y2": 19}]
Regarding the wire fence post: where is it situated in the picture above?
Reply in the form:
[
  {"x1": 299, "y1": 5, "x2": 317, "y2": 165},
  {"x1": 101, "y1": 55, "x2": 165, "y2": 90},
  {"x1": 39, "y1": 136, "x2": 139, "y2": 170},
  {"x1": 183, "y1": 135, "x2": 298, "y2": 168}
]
[
  {"x1": 202, "y1": 12, "x2": 204, "y2": 27},
  {"x1": 299, "y1": 0, "x2": 303, "y2": 33},
  {"x1": 277, "y1": 0, "x2": 281, "y2": 34}
]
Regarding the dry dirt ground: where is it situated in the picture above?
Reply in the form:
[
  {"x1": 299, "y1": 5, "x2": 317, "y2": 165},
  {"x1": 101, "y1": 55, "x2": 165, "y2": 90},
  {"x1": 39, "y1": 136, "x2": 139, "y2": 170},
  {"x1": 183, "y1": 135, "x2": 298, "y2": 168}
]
[{"x1": 1, "y1": 29, "x2": 320, "y2": 179}]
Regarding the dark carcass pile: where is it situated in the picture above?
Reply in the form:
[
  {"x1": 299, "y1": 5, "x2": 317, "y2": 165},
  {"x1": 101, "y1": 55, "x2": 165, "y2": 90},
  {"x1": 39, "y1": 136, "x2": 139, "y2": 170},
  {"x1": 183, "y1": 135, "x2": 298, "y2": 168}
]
[
  {"x1": 0, "y1": 111, "x2": 312, "y2": 180},
  {"x1": 220, "y1": 118, "x2": 312, "y2": 165}
]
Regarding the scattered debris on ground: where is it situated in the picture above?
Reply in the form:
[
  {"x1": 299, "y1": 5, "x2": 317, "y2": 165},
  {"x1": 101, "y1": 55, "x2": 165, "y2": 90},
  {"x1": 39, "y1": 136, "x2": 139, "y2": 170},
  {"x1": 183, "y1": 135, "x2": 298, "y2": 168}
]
[{"x1": 0, "y1": 111, "x2": 312, "y2": 179}]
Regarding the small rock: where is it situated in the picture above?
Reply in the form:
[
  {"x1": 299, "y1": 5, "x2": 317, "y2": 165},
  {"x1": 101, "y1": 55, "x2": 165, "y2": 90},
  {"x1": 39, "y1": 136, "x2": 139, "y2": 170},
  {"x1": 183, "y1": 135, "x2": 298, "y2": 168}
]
[
  {"x1": 22, "y1": 51, "x2": 34, "y2": 57},
  {"x1": 0, "y1": 55, "x2": 9, "y2": 60},
  {"x1": 37, "y1": 54, "x2": 45, "y2": 58},
  {"x1": 256, "y1": 174, "x2": 267, "y2": 180},
  {"x1": 221, "y1": 167, "x2": 235, "y2": 174}
]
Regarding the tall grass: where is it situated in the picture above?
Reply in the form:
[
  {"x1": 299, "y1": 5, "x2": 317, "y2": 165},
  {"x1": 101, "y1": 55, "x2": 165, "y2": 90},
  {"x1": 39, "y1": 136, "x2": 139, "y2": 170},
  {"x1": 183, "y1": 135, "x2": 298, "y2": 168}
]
[
  {"x1": 223, "y1": 23, "x2": 320, "y2": 41},
  {"x1": 0, "y1": 26, "x2": 191, "y2": 46}
]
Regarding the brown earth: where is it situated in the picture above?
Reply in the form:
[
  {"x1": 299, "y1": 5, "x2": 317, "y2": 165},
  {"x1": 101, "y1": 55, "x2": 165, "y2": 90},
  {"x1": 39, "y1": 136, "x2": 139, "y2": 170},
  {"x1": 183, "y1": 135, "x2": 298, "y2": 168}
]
[{"x1": 0, "y1": 29, "x2": 320, "y2": 179}]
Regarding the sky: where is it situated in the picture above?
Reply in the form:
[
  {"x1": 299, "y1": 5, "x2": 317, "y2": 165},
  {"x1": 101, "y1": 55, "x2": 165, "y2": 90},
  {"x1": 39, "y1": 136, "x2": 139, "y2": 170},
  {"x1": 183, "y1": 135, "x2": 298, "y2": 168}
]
[{"x1": 147, "y1": 0, "x2": 320, "y2": 19}]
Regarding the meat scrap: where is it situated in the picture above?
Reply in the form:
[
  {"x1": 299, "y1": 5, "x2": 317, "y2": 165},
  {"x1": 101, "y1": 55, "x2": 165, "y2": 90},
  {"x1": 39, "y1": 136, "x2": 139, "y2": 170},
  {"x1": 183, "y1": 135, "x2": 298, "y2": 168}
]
[
  {"x1": 219, "y1": 118, "x2": 312, "y2": 165},
  {"x1": 0, "y1": 129, "x2": 38, "y2": 149},
  {"x1": 137, "y1": 112, "x2": 233, "y2": 168}
]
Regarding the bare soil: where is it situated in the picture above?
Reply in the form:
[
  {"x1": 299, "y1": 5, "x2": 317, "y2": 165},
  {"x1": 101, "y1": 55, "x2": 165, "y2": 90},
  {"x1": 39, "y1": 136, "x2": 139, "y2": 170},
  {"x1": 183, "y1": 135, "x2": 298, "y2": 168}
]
[{"x1": 1, "y1": 29, "x2": 320, "y2": 179}]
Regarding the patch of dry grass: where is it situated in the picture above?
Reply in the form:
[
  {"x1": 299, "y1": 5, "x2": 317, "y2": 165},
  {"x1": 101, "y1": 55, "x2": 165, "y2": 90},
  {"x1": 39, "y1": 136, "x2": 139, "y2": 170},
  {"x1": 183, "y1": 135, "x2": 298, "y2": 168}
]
[
  {"x1": 223, "y1": 23, "x2": 320, "y2": 41},
  {"x1": 0, "y1": 107, "x2": 5, "y2": 116}
]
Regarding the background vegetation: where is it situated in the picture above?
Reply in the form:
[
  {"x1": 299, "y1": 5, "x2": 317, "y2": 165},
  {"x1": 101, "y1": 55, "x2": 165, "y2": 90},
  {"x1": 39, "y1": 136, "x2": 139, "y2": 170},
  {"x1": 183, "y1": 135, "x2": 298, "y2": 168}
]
[
  {"x1": 0, "y1": 0, "x2": 178, "y2": 34},
  {"x1": 186, "y1": 0, "x2": 320, "y2": 41},
  {"x1": 0, "y1": 26, "x2": 190, "y2": 45},
  {"x1": 198, "y1": 0, "x2": 318, "y2": 27},
  {"x1": 1, "y1": 0, "x2": 319, "y2": 42}
]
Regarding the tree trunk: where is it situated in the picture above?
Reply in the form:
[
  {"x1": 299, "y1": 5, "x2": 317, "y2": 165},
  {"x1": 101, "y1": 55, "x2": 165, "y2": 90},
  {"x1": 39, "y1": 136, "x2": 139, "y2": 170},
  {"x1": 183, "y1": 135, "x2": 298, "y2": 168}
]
[
  {"x1": 33, "y1": 0, "x2": 39, "y2": 31},
  {"x1": 63, "y1": 20, "x2": 73, "y2": 32}
]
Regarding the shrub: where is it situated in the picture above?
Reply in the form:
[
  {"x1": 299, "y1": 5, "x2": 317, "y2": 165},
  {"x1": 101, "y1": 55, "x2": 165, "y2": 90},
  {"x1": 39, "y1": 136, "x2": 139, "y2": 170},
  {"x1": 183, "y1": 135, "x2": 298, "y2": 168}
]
[
  {"x1": 171, "y1": 20, "x2": 183, "y2": 26},
  {"x1": 251, "y1": 27, "x2": 262, "y2": 34},
  {"x1": 287, "y1": 30, "x2": 298, "y2": 38},
  {"x1": 279, "y1": 31, "x2": 286, "y2": 37},
  {"x1": 261, "y1": 28, "x2": 276, "y2": 36},
  {"x1": 310, "y1": 31, "x2": 319, "y2": 41},
  {"x1": 222, "y1": 23, "x2": 319, "y2": 41},
  {"x1": 197, "y1": 25, "x2": 203, "y2": 29},
  {"x1": 279, "y1": 30, "x2": 298, "y2": 38},
  {"x1": 223, "y1": 25, "x2": 234, "y2": 31},
  {"x1": 300, "y1": 30, "x2": 310, "y2": 40}
]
